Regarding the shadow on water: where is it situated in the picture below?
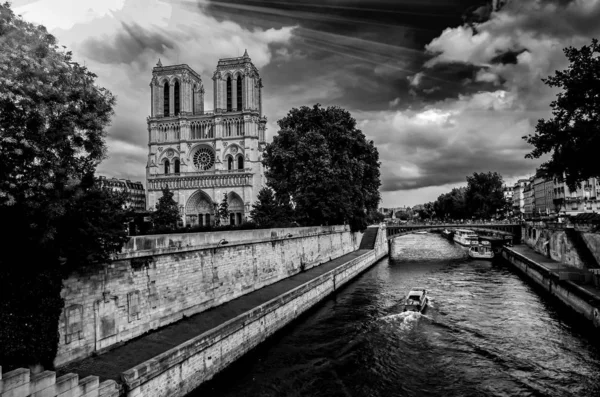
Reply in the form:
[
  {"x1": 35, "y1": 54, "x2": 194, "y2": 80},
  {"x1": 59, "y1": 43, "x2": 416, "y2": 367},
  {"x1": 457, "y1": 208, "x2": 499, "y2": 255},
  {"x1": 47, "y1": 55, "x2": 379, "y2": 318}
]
[{"x1": 187, "y1": 234, "x2": 600, "y2": 397}]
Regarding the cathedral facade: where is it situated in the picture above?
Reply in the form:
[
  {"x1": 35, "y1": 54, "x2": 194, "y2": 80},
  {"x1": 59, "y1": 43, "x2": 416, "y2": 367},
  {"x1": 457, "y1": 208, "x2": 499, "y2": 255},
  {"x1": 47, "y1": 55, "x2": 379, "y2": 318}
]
[{"x1": 146, "y1": 51, "x2": 267, "y2": 226}]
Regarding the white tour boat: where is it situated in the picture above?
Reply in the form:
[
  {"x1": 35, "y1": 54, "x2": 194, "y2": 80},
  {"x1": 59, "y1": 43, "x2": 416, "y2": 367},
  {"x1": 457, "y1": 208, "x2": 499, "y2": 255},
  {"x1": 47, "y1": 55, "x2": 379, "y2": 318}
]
[
  {"x1": 403, "y1": 289, "x2": 428, "y2": 313},
  {"x1": 468, "y1": 241, "x2": 495, "y2": 260},
  {"x1": 453, "y1": 229, "x2": 479, "y2": 246}
]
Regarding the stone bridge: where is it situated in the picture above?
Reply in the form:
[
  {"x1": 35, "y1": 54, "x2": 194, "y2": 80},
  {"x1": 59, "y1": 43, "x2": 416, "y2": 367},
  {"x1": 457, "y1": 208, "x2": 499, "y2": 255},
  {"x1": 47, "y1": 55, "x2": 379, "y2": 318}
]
[{"x1": 386, "y1": 223, "x2": 522, "y2": 242}]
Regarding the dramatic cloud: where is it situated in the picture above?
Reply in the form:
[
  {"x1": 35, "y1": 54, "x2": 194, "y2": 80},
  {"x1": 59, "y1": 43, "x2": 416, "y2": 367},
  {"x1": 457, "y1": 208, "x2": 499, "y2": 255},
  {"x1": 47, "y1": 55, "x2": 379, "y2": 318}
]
[
  {"x1": 360, "y1": 90, "x2": 537, "y2": 191},
  {"x1": 375, "y1": 0, "x2": 600, "y2": 205},
  {"x1": 13, "y1": 0, "x2": 600, "y2": 206}
]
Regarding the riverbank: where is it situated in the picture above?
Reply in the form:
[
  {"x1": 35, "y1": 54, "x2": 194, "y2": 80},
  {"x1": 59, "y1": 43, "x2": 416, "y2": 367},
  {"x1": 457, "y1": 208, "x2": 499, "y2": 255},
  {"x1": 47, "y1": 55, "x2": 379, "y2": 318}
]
[
  {"x1": 502, "y1": 245, "x2": 600, "y2": 327},
  {"x1": 44, "y1": 227, "x2": 386, "y2": 397}
]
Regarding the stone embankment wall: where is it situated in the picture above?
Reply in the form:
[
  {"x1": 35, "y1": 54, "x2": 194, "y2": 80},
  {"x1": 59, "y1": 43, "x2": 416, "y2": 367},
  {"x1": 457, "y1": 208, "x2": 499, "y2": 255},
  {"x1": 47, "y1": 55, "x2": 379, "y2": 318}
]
[
  {"x1": 56, "y1": 226, "x2": 362, "y2": 367},
  {"x1": 123, "y1": 227, "x2": 388, "y2": 397},
  {"x1": 523, "y1": 222, "x2": 600, "y2": 269},
  {"x1": 0, "y1": 366, "x2": 120, "y2": 397},
  {"x1": 502, "y1": 248, "x2": 600, "y2": 328}
]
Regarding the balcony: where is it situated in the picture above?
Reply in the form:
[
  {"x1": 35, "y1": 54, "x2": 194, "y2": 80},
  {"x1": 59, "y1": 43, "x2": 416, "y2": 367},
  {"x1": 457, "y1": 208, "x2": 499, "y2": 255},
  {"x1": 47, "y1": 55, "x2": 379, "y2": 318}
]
[{"x1": 148, "y1": 111, "x2": 215, "y2": 122}]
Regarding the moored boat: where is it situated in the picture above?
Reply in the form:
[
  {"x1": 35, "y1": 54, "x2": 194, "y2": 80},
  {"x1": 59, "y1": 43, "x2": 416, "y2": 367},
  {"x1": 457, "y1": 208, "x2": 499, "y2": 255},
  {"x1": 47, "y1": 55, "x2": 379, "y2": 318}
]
[
  {"x1": 403, "y1": 289, "x2": 428, "y2": 313},
  {"x1": 468, "y1": 241, "x2": 495, "y2": 259},
  {"x1": 478, "y1": 236, "x2": 505, "y2": 254},
  {"x1": 441, "y1": 229, "x2": 453, "y2": 239},
  {"x1": 453, "y1": 229, "x2": 478, "y2": 246}
]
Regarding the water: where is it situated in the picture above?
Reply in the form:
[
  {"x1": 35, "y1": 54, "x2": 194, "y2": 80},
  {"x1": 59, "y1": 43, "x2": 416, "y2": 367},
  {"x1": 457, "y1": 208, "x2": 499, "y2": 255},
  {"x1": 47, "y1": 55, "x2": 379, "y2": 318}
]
[{"x1": 188, "y1": 233, "x2": 600, "y2": 397}]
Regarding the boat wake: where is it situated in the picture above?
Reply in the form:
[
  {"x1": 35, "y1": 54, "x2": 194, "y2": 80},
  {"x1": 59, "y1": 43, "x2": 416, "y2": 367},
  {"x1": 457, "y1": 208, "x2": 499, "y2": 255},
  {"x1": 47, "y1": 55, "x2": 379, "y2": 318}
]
[{"x1": 377, "y1": 310, "x2": 429, "y2": 331}]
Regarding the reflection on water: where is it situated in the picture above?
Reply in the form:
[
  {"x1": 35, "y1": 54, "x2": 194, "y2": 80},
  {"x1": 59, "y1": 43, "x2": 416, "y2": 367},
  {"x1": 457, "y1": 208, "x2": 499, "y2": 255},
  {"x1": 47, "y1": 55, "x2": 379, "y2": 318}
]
[{"x1": 188, "y1": 234, "x2": 600, "y2": 397}]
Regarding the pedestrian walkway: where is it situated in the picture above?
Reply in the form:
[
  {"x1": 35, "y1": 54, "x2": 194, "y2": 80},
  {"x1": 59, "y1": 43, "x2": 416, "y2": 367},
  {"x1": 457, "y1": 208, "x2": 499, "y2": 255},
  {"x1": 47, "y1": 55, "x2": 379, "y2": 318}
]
[
  {"x1": 57, "y1": 249, "x2": 372, "y2": 383},
  {"x1": 509, "y1": 245, "x2": 600, "y2": 297}
]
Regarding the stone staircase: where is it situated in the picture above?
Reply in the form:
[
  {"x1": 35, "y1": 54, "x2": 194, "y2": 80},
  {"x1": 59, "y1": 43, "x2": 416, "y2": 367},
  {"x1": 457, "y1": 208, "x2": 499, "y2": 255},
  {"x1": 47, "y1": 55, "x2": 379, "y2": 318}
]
[{"x1": 359, "y1": 227, "x2": 379, "y2": 250}]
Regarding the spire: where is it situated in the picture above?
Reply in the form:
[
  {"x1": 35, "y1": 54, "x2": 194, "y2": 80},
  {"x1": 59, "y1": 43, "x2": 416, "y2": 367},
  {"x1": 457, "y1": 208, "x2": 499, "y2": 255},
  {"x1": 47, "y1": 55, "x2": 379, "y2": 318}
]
[
  {"x1": 156, "y1": 58, "x2": 162, "y2": 67},
  {"x1": 243, "y1": 49, "x2": 249, "y2": 58}
]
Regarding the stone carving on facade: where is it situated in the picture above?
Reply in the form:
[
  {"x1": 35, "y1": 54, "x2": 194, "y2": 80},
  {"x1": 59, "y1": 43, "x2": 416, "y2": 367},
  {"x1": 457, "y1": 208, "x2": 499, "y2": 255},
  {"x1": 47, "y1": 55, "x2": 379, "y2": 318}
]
[
  {"x1": 166, "y1": 149, "x2": 175, "y2": 158},
  {"x1": 230, "y1": 146, "x2": 238, "y2": 154},
  {"x1": 158, "y1": 147, "x2": 163, "y2": 152},
  {"x1": 223, "y1": 141, "x2": 228, "y2": 148},
  {"x1": 187, "y1": 142, "x2": 192, "y2": 148}
]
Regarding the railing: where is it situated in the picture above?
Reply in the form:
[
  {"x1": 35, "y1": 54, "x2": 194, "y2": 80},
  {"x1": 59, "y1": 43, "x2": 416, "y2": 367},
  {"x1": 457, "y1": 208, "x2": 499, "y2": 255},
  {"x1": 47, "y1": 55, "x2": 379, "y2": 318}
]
[
  {"x1": 386, "y1": 223, "x2": 522, "y2": 239},
  {"x1": 152, "y1": 169, "x2": 250, "y2": 179}
]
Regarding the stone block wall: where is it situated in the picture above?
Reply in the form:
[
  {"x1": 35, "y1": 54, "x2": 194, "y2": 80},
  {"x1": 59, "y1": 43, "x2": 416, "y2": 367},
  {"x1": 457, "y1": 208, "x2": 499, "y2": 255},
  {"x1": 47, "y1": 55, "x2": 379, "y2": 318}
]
[
  {"x1": 55, "y1": 226, "x2": 362, "y2": 367},
  {"x1": 0, "y1": 366, "x2": 120, "y2": 397},
  {"x1": 122, "y1": 226, "x2": 388, "y2": 397},
  {"x1": 581, "y1": 232, "x2": 600, "y2": 266},
  {"x1": 522, "y1": 224, "x2": 585, "y2": 268}
]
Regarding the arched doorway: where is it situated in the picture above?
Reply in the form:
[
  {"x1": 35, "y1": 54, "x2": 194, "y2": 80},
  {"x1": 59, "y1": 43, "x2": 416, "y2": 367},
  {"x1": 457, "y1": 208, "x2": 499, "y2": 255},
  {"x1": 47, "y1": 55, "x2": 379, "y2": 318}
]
[
  {"x1": 185, "y1": 190, "x2": 214, "y2": 226},
  {"x1": 228, "y1": 192, "x2": 244, "y2": 225}
]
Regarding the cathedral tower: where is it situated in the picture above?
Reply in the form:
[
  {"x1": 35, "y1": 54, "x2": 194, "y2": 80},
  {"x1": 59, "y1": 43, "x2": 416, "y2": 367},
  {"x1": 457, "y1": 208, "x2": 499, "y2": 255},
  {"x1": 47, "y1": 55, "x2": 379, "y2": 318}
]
[{"x1": 146, "y1": 52, "x2": 267, "y2": 226}]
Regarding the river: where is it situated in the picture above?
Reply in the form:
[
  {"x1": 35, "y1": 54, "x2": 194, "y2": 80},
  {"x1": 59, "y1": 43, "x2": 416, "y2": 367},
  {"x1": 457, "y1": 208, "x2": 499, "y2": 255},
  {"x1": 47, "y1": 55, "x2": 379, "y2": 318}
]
[{"x1": 188, "y1": 233, "x2": 600, "y2": 397}]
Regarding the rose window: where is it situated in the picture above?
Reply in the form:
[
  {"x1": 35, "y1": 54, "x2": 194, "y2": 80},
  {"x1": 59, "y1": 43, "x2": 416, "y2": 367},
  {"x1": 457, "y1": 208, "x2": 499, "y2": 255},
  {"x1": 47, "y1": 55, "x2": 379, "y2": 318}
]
[{"x1": 192, "y1": 147, "x2": 215, "y2": 170}]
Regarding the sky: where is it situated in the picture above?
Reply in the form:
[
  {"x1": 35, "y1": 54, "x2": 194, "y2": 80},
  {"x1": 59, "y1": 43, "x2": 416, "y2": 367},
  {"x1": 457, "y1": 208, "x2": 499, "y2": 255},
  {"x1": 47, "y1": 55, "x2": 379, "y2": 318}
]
[{"x1": 11, "y1": 0, "x2": 600, "y2": 207}]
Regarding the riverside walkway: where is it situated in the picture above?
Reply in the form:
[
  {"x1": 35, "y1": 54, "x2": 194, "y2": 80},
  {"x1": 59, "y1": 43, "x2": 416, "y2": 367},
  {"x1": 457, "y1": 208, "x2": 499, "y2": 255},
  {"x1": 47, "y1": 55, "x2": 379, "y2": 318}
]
[
  {"x1": 508, "y1": 245, "x2": 600, "y2": 299},
  {"x1": 58, "y1": 249, "x2": 372, "y2": 384}
]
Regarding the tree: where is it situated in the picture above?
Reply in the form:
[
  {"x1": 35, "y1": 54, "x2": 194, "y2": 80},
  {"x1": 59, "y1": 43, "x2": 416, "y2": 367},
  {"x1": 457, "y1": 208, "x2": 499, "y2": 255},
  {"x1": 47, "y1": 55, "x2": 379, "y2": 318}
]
[
  {"x1": 366, "y1": 209, "x2": 385, "y2": 225},
  {"x1": 417, "y1": 202, "x2": 435, "y2": 220},
  {"x1": 152, "y1": 186, "x2": 180, "y2": 230},
  {"x1": 250, "y1": 187, "x2": 294, "y2": 227},
  {"x1": 523, "y1": 39, "x2": 600, "y2": 190},
  {"x1": 262, "y1": 104, "x2": 381, "y2": 232},
  {"x1": 434, "y1": 187, "x2": 467, "y2": 220},
  {"x1": 218, "y1": 193, "x2": 230, "y2": 225},
  {"x1": 0, "y1": 3, "x2": 128, "y2": 369},
  {"x1": 464, "y1": 172, "x2": 506, "y2": 219}
]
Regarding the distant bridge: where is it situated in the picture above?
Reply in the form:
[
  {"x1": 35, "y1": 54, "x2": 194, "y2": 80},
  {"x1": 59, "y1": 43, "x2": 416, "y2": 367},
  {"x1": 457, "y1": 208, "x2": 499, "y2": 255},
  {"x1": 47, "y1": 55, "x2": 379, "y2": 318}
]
[{"x1": 386, "y1": 223, "x2": 522, "y2": 242}]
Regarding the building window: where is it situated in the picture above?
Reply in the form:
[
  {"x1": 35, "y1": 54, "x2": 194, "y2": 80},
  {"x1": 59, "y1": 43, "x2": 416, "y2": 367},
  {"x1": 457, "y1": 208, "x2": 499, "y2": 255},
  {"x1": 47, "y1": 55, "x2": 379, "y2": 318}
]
[
  {"x1": 227, "y1": 76, "x2": 232, "y2": 112},
  {"x1": 174, "y1": 81, "x2": 180, "y2": 115},
  {"x1": 237, "y1": 155, "x2": 244, "y2": 170},
  {"x1": 228, "y1": 156, "x2": 233, "y2": 171},
  {"x1": 237, "y1": 76, "x2": 242, "y2": 111},
  {"x1": 164, "y1": 159, "x2": 170, "y2": 174},
  {"x1": 174, "y1": 159, "x2": 180, "y2": 173},
  {"x1": 163, "y1": 82, "x2": 170, "y2": 116}
]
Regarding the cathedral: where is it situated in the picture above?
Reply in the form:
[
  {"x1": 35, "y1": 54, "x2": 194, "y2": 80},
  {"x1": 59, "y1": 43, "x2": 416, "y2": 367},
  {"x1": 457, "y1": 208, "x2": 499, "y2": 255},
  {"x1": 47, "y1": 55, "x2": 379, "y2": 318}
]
[{"x1": 145, "y1": 51, "x2": 267, "y2": 226}]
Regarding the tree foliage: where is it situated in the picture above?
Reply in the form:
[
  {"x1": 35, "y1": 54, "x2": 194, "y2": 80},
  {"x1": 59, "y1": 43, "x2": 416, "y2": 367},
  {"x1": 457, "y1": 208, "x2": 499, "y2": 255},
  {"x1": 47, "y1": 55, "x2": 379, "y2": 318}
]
[
  {"x1": 262, "y1": 104, "x2": 381, "y2": 232},
  {"x1": 416, "y1": 202, "x2": 435, "y2": 220},
  {"x1": 250, "y1": 187, "x2": 294, "y2": 227},
  {"x1": 523, "y1": 39, "x2": 600, "y2": 190},
  {"x1": 434, "y1": 187, "x2": 467, "y2": 220},
  {"x1": 151, "y1": 186, "x2": 180, "y2": 230},
  {"x1": 0, "y1": 3, "x2": 128, "y2": 369},
  {"x1": 464, "y1": 172, "x2": 506, "y2": 218},
  {"x1": 218, "y1": 193, "x2": 230, "y2": 224}
]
